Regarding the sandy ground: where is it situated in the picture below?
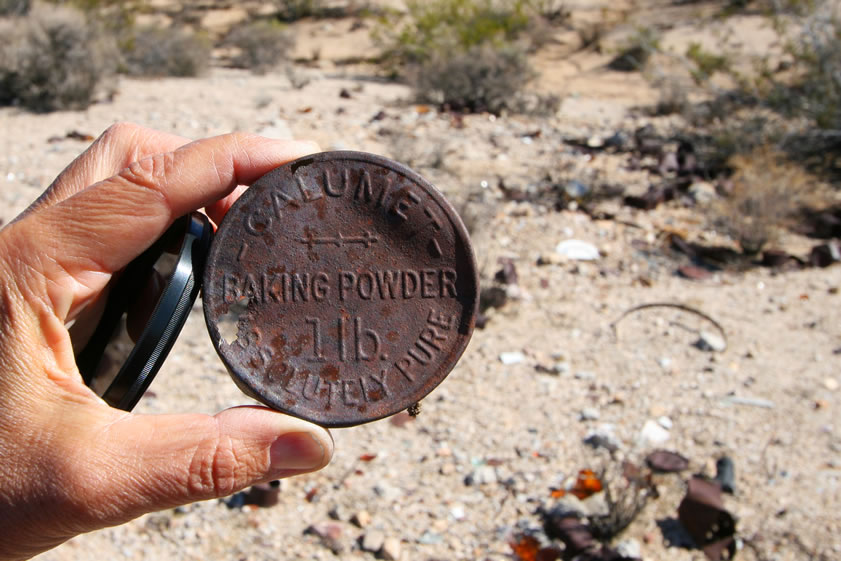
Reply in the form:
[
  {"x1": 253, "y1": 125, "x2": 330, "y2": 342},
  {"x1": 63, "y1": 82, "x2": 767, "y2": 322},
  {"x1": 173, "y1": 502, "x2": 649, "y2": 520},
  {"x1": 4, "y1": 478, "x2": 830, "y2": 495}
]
[{"x1": 1, "y1": 1, "x2": 839, "y2": 560}]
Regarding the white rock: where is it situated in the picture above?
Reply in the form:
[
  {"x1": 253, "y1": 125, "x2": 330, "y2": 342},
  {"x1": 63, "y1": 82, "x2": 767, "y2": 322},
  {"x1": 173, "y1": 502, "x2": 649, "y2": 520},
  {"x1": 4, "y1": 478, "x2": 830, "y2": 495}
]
[
  {"x1": 466, "y1": 465, "x2": 498, "y2": 485},
  {"x1": 449, "y1": 504, "x2": 466, "y2": 520},
  {"x1": 825, "y1": 378, "x2": 839, "y2": 391},
  {"x1": 584, "y1": 424, "x2": 622, "y2": 452},
  {"x1": 689, "y1": 181, "x2": 718, "y2": 203},
  {"x1": 555, "y1": 239, "x2": 600, "y2": 261},
  {"x1": 657, "y1": 416, "x2": 673, "y2": 430},
  {"x1": 351, "y1": 510, "x2": 372, "y2": 528},
  {"x1": 373, "y1": 482, "x2": 402, "y2": 502},
  {"x1": 696, "y1": 331, "x2": 726, "y2": 352},
  {"x1": 381, "y1": 537, "x2": 402, "y2": 561},
  {"x1": 553, "y1": 361, "x2": 571, "y2": 375},
  {"x1": 499, "y1": 351, "x2": 526, "y2": 365},
  {"x1": 616, "y1": 538, "x2": 642, "y2": 559},
  {"x1": 579, "y1": 408, "x2": 601, "y2": 421},
  {"x1": 361, "y1": 530, "x2": 385, "y2": 553},
  {"x1": 638, "y1": 420, "x2": 670, "y2": 448}
]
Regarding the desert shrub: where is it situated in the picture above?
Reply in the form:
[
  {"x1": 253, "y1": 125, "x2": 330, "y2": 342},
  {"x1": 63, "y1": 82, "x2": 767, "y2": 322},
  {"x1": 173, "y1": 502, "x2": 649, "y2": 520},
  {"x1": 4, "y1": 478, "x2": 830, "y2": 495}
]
[
  {"x1": 0, "y1": 4, "x2": 117, "y2": 111},
  {"x1": 782, "y1": 3, "x2": 841, "y2": 129},
  {"x1": 376, "y1": 0, "x2": 559, "y2": 113},
  {"x1": 0, "y1": 0, "x2": 29, "y2": 15},
  {"x1": 121, "y1": 27, "x2": 210, "y2": 77},
  {"x1": 409, "y1": 43, "x2": 535, "y2": 114},
  {"x1": 377, "y1": 0, "x2": 535, "y2": 67},
  {"x1": 686, "y1": 42, "x2": 730, "y2": 83},
  {"x1": 275, "y1": 0, "x2": 325, "y2": 21},
  {"x1": 710, "y1": 147, "x2": 818, "y2": 253},
  {"x1": 227, "y1": 20, "x2": 295, "y2": 74},
  {"x1": 608, "y1": 27, "x2": 660, "y2": 72}
]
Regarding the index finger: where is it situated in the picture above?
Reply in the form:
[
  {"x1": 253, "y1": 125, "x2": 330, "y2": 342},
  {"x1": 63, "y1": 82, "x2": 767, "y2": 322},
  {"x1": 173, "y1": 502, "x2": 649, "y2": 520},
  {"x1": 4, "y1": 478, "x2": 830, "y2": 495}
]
[
  {"x1": 6, "y1": 133, "x2": 320, "y2": 320},
  {"x1": 22, "y1": 123, "x2": 191, "y2": 216}
]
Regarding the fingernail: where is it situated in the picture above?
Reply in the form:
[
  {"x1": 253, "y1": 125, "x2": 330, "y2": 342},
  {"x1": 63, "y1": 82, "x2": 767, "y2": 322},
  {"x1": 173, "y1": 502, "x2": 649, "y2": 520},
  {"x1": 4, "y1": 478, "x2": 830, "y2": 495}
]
[{"x1": 268, "y1": 432, "x2": 326, "y2": 477}]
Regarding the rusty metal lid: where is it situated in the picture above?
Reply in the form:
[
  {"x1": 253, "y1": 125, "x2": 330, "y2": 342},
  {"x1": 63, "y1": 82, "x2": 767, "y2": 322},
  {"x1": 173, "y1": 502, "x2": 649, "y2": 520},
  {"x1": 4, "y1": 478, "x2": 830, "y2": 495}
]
[{"x1": 203, "y1": 152, "x2": 478, "y2": 427}]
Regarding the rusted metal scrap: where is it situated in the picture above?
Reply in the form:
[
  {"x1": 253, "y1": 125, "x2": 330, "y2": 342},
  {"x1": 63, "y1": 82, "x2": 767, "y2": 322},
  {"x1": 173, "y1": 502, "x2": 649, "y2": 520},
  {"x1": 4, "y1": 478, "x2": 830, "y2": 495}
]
[{"x1": 677, "y1": 477, "x2": 737, "y2": 561}]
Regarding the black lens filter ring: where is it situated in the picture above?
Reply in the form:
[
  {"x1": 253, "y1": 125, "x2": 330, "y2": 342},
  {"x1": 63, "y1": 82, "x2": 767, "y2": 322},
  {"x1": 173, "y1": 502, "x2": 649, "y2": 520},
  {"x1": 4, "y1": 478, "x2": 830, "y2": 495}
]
[{"x1": 77, "y1": 212, "x2": 213, "y2": 411}]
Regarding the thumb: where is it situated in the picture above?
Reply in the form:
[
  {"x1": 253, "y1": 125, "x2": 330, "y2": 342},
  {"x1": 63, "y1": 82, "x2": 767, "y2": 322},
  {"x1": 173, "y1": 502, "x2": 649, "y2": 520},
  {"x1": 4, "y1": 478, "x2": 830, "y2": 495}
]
[{"x1": 72, "y1": 406, "x2": 332, "y2": 525}]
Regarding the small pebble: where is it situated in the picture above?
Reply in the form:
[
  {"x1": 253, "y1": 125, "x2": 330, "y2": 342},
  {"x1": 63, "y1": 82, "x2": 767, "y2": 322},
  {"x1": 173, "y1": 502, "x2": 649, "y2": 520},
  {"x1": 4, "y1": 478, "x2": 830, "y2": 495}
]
[
  {"x1": 361, "y1": 530, "x2": 385, "y2": 553},
  {"x1": 418, "y1": 531, "x2": 444, "y2": 545},
  {"x1": 499, "y1": 351, "x2": 526, "y2": 365},
  {"x1": 825, "y1": 378, "x2": 839, "y2": 391},
  {"x1": 696, "y1": 331, "x2": 727, "y2": 352},
  {"x1": 616, "y1": 538, "x2": 642, "y2": 559},
  {"x1": 351, "y1": 510, "x2": 372, "y2": 528},
  {"x1": 579, "y1": 408, "x2": 601, "y2": 421},
  {"x1": 638, "y1": 420, "x2": 670, "y2": 448},
  {"x1": 381, "y1": 537, "x2": 402, "y2": 561}
]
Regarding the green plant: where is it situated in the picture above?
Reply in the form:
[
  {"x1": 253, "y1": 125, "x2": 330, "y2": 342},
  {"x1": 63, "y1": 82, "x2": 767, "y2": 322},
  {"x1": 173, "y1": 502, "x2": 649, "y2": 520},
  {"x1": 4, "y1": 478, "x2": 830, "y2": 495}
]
[
  {"x1": 376, "y1": 0, "x2": 535, "y2": 67},
  {"x1": 227, "y1": 19, "x2": 295, "y2": 74},
  {"x1": 409, "y1": 42, "x2": 536, "y2": 114},
  {"x1": 375, "y1": 0, "x2": 557, "y2": 113},
  {"x1": 275, "y1": 0, "x2": 324, "y2": 21},
  {"x1": 0, "y1": 4, "x2": 117, "y2": 111},
  {"x1": 121, "y1": 27, "x2": 210, "y2": 77},
  {"x1": 686, "y1": 42, "x2": 730, "y2": 83},
  {"x1": 608, "y1": 26, "x2": 660, "y2": 72}
]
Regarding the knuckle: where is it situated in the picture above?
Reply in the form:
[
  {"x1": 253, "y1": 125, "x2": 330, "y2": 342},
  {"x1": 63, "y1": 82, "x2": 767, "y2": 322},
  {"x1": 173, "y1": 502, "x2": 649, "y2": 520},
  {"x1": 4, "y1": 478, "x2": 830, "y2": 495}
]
[
  {"x1": 187, "y1": 435, "x2": 247, "y2": 498},
  {"x1": 116, "y1": 153, "x2": 175, "y2": 209},
  {"x1": 100, "y1": 121, "x2": 142, "y2": 144}
]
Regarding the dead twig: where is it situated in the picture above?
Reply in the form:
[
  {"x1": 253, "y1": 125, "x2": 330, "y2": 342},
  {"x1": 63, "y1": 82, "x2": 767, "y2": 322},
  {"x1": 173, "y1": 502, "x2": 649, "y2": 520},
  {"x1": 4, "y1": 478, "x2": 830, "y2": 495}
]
[{"x1": 610, "y1": 302, "x2": 727, "y2": 347}]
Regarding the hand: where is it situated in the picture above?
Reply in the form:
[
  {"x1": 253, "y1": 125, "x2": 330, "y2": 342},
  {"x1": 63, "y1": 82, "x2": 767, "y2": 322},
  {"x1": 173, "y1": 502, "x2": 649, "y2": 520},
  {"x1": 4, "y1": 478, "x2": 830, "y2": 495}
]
[{"x1": 0, "y1": 123, "x2": 333, "y2": 560}]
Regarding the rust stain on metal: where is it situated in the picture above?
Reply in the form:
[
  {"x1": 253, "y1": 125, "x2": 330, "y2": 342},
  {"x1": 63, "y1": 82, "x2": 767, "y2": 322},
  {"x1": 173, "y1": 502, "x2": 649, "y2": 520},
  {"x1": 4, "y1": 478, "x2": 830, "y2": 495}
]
[{"x1": 203, "y1": 151, "x2": 478, "y2": 427}]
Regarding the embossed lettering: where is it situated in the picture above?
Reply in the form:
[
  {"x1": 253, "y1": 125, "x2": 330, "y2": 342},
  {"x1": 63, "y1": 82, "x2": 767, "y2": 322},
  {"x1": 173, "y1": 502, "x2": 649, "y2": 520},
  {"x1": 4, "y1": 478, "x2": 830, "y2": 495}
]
[
  {"x1": 355, "y1": 317, "x2": 381, "y2": 362},
  {"x1": 342, "y1": 380, "x2": 360, "y2": 405},
  {"x1": 271, "y1": 189, "x2": 294, "y2": 217},
  {"x1": 339, "y1": 271, "x2": 356, "y2": 301},
  {"x1": 306, "y1": 318, "x2": 325, "y2": 362},
  {"x1": 242, "y1": 274, "x2": 260, "y2": 301},
  {"x1": 395, "y1": 358, "x2": 414, "y2": 382},
  {"x1": 302, "y1": 374, "x2": 322, "y2": 401},
  {"x1": 376, "y1": 270, "x2": 400, "y2": 299},
  {"x1": 390, "y1": 190, "x2": 421, "y2": 221},
  {"x1": 389, "y1": 308, "x2": 456, "y2": 384},
  {"x1": 313, "y1": 272, "x2": 329, "y2": 300},
  {"x1": 355, "y1": 171, "x2": 374, "y2": 203},
  {"x1": 323, "y1": 169, "x2": 349, "y2": 197},
  {"x1": 296, "y1": 176, "x2": 323, "y2": 202},
  {"x1": 421, "y1": 269, "x2": 437, "y2": 298},
  {"x1": 245, "y1": 207, "x2": 272, "y2": 236},
  {"x1": 224, "y1": 274, "x2": 240, "y2": 302},
  {"x1": 427, "y1": 308, "x2": 455, "y2": 330},
  {"x1": 402, "y1": 270, "x2": 419, "y2": 298},
  {"x1": 369, "y1": 370, "x2": 389, "y2": 397},
  {"x1": 418, "y1": 327, "x2": 446, "y2": 350},
  {"x1": 357, "y1": 272, "x2": 374, "y2": 300},
  {"x1": 441, "y1": 268, "x2": 457, "y2": 297}
]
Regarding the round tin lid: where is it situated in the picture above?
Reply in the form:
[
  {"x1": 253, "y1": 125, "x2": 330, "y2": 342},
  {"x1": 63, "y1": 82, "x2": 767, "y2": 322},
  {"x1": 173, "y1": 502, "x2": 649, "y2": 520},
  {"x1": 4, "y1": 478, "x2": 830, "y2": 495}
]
[{"x1": 203, "y1": 152, "x2": 478, "y2": 427}]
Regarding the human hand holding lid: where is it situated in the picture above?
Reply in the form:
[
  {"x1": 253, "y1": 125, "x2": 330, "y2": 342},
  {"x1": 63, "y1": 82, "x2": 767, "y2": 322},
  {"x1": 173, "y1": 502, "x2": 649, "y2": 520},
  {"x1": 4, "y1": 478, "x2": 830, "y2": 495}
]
[{"x1": 0, "y1": 123, "x2": 333, "y2": 560}]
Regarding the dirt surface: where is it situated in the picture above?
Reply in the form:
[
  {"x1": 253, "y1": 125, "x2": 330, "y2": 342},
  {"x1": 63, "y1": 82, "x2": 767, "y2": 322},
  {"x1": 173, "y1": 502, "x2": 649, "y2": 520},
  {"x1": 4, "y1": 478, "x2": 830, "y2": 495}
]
[{"x1": 1, "y1": 1, "x2": 839, "y2": 560}]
